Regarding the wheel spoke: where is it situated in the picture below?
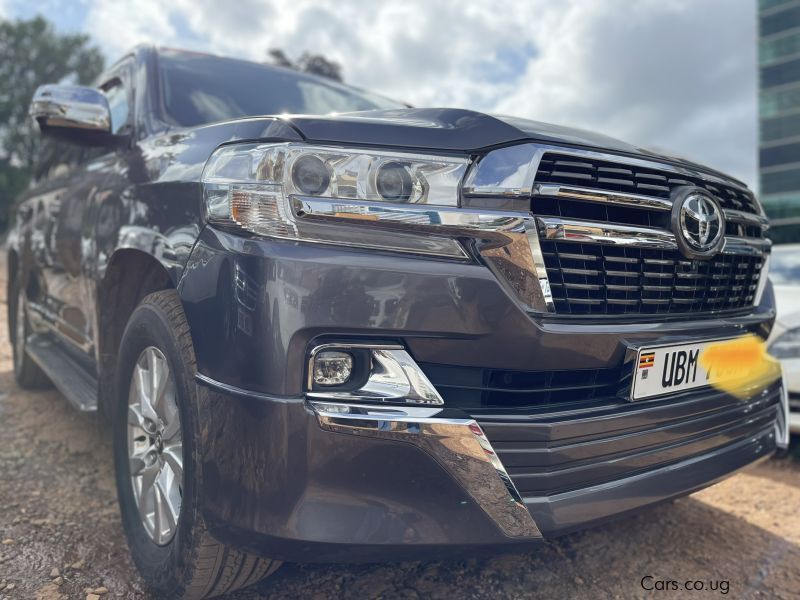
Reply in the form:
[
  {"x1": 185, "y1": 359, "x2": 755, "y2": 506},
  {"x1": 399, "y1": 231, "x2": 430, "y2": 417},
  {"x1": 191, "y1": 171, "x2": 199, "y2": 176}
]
[
  {"x1": 150, "y1": 349, "x2": 169, "y2": 416},
  {"x1": 135, "y1": 462, "x2": 159, "y2": 524},
  {"x1": 129, "y1": 454, "x2": 147, "y2": 477},
  {"x1": 129, "y1": 441, "x2": 157, "y2": 475},
  {"x1": 155, "y1": 470, "x2": 179, "y2": 541},
  {"x1": 128, "y1": 404, "x2": 147, "y2": 430},
  {"x1": 161, "y1": 407, "x2": 181, "y2": 442},
  {"x1": 135, "y1": 362, "x2": 159, "y2": 424},
  {"x1": 161, "y1": 444, "x2": 183, "y2": 481}
]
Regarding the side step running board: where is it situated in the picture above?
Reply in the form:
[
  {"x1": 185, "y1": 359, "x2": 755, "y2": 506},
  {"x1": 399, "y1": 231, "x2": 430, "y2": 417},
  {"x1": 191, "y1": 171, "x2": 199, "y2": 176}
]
[{"x1": 26, "y1": 334, "x2": 98, "y2": 412}]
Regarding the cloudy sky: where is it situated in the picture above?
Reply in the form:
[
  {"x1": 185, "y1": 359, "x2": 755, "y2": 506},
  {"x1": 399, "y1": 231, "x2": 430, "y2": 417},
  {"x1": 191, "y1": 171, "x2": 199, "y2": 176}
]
[{"x1": 1, "y1": 0, "x2": 760, "y2": 188}]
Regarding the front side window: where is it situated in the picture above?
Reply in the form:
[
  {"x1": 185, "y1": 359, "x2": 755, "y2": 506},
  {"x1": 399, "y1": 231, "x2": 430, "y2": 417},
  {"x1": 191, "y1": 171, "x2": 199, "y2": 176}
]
[{"x1": 103, "y1": 79, "x2": 130, "y2": 134}]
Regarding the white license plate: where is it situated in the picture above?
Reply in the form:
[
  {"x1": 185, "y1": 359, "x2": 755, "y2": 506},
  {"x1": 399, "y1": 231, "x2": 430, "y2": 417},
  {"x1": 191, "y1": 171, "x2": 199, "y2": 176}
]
[{"x1": 631, "y1": 340, "x2": 722, "y2": 401}]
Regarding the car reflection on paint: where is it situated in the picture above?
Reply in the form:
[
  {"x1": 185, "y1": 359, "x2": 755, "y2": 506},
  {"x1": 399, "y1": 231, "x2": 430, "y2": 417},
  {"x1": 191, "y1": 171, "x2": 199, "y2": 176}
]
[{"x1": 767, "y1": 243, "x2": 800, "y2": 434}]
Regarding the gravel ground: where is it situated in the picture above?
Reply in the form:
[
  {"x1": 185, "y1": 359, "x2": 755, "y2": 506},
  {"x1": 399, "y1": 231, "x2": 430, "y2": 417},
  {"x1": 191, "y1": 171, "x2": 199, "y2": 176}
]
[{"x1": 1, "y1": 257, "x2": 799, "y2": 599}]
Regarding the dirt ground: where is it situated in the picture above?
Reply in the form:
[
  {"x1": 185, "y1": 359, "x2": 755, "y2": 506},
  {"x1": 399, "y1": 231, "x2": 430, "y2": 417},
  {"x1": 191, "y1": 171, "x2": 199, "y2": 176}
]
[{"x1": 1, "y1": 260, "x2": 799, "y2": 600}]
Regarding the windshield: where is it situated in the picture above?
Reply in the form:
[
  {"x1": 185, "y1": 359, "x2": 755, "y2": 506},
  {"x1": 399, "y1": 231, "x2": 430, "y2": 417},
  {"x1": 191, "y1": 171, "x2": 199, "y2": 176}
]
[
  {"x1": 770, "y1": 246, "x2": 800, "y2": 285},
  {"x1": 158, "y1": 49, "x2": 404, "y2": 127}
]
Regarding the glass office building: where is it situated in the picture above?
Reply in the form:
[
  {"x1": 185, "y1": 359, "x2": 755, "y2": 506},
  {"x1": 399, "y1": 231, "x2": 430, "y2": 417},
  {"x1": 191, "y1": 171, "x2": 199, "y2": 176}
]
[{"x1": 760, "y1": 0, "x2": 800, "y2": 224}]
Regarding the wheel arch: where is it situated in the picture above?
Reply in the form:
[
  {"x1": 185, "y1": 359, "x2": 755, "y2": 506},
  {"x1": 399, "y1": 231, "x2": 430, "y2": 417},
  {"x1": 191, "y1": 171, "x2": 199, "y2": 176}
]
[{"x1": 96, "y1": 248, "x2": 177, "y2": 420}]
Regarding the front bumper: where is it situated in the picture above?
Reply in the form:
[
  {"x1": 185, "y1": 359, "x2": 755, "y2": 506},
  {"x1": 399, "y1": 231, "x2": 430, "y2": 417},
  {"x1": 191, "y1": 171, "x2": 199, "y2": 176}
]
[
  {"x1": 180, "y1": 227, "x2": 787, "y2": 562},
  {"x1": 195, "y1": 376, "x2": 782, "y2": 562}
]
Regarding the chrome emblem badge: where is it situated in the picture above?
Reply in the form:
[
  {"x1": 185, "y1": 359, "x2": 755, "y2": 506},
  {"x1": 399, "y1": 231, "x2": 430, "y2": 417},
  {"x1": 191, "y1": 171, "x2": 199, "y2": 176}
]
[{"x1": 671, "y1": 187, "x2": 725, "y2": 259}]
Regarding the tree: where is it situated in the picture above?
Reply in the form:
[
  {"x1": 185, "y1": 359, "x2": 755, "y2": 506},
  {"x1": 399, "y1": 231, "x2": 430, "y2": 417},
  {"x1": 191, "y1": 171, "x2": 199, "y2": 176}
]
[
  {"x1": 267, "y1": 48, "x2": 343, "y2": 82},
  {"x1": 0, "y1": 16, "x2": 104, "y2": 231}
]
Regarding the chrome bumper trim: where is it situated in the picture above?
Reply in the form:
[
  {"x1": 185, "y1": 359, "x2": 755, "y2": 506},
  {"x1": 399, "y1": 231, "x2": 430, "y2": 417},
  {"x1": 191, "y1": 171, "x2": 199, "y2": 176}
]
[{"x1": 308, "y1": 401, "x2": 542, "y2": 539}]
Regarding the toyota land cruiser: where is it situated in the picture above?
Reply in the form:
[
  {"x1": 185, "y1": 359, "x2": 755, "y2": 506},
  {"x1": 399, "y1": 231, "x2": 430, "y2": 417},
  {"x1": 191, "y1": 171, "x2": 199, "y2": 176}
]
[{"x1": 5, "y1": 46, "x2": 790, "y2": 598}]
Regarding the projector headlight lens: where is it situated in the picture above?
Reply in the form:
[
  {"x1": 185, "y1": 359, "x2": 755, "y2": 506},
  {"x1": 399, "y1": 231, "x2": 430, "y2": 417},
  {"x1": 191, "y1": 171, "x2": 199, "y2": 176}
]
[
  {"x1": 375, "y1": 161, "x2": 414, "y2": 201},
  {"x1": 292, "y1": 154, "x2": 330, "y2": 196}
]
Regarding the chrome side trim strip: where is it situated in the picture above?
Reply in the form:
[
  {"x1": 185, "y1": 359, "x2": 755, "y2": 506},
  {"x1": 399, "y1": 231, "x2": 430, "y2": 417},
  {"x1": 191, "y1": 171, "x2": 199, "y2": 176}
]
[
  {"x1": 534, "y1": 183, "x2": 673, "y2": 211},
  {"x1": 534, "y1": 185, "x2": 770, "y2": 233},
  {"x1": 537, "y1": 217, "x2": 678, "y2": 250},
  {"x1": 306, "y1": 343, "x2": 444, "y2": 405},
  {"x1": 721, "y1": 236, "x2": 772, "y2": 256},
  {"x1": 308, "y1": 401, "x2": 542, "y2": 539},
  {"x1": 538, "y1": 216, "x2": 771, "y2": 257},
  {"x1": 723, "y1": 209, "x2": 770, "y2": 228}
]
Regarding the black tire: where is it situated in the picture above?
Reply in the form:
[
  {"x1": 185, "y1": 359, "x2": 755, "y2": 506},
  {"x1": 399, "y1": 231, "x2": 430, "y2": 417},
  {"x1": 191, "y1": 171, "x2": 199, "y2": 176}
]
[
  {"x1": 10, "y1": 284, "x2": 51, "y2": 389},
  {"x1": 113, "y1": 290, "x2": 279, "y2": 599}
]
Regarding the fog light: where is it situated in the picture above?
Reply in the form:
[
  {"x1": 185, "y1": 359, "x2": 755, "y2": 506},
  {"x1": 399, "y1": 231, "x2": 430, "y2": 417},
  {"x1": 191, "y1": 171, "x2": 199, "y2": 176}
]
[{"x1": 313, "y1": 351, "x2": 354, "y2": 386}]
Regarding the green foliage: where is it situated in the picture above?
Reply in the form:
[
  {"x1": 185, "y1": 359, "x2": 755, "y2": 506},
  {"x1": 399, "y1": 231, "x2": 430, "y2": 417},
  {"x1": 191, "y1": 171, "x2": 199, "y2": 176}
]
[
  {"x1": 267, "y1": 48, "x2": 343, "y2": 82},
  {"x1": 0, "y1": 160, "x2": 28, "y2": 231},
  {"x1": 0, "y1": 15, "x2": 105, "y2": 230}
]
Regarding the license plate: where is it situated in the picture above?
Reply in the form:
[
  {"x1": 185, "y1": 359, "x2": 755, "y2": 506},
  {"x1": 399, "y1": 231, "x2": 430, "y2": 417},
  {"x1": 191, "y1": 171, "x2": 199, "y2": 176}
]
[{"x1": 631, "y1": 339, "x2": 722, "y2": 401}]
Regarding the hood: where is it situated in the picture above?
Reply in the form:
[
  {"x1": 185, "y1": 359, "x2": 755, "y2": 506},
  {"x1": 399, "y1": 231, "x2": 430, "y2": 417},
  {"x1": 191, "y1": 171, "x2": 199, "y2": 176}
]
[{"x1": 280, "y1": 107, "x2": 743, "y2": 184}]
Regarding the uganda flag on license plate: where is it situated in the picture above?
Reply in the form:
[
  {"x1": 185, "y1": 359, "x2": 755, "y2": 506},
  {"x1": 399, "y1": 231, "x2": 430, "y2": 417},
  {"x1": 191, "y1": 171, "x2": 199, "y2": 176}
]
[{"x1": 639, "y1": 352, "x2": 655, "y2": 369}]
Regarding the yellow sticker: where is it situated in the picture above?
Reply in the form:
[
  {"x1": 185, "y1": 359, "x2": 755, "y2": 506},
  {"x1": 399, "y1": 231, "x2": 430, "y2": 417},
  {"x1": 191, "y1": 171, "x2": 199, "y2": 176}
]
[{"x1": 698, "y1": 334, "x2": 781, "y2": 399}]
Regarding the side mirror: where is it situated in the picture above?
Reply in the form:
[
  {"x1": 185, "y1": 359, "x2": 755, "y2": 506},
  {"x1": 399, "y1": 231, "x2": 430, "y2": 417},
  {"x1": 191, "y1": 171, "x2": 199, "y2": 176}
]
[{"x1": 29, "y1": 84, "x2": 121, "y2": 147}]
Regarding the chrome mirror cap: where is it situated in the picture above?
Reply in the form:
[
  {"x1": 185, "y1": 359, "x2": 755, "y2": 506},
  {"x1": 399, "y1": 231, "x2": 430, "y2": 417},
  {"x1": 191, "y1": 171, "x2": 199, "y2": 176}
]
[{"x1": 29, "y1": 84, "x2": 112, "y2": 139}]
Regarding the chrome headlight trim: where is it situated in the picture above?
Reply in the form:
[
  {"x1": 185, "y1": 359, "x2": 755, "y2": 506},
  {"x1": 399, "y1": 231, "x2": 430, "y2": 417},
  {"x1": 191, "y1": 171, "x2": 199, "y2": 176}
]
[{"x1": 308, "y1": 401, "x2": 541, "y2": 539}]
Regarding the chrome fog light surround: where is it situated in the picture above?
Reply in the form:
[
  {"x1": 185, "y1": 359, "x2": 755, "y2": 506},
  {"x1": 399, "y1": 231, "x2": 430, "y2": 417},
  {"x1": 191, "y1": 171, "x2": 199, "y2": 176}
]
[
  {"x1": 307, "y1": 343, "x2": 444, "y2": 405},
  {"x1": 309, "y1": 401, "x2": 540, "y2": 539}
]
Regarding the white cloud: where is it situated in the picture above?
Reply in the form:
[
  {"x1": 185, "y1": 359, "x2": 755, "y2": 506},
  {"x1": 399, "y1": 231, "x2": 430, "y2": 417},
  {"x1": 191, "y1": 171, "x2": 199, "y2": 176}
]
[
  {"x1": 83, "y1": 0, "x2": 176, "y2": 56},
  {"x1": 79, "y1": 0, "x2": 758, "y2": 187}
]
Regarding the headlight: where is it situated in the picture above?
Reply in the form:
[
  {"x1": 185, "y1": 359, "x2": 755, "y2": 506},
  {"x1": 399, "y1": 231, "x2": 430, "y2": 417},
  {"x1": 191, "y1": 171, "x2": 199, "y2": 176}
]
[
  {"x1": 770, "y1": 327, "x2": 800, "y2": 359},
  {"x1": 202, "y1": 141, "x2": 556, "y2": 313},
  {"x1": 202, "y1": 142, "x2": 471, "y2": 257}
]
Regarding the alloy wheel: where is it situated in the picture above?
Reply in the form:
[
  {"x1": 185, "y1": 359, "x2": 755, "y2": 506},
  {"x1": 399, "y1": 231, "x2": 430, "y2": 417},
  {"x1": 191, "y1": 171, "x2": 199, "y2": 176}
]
[
  {"x1": 127, "y1": 346, "x2": 183, "y2": 545},
  {"x1": 15, "y1": 290, "x2": 27, "y2": 369}
]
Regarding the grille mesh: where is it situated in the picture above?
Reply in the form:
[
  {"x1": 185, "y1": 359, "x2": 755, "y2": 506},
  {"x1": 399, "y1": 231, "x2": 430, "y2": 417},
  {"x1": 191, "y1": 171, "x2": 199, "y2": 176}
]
[{"x1": 542, "y1": 241, "x2": 762, "y2": 315}]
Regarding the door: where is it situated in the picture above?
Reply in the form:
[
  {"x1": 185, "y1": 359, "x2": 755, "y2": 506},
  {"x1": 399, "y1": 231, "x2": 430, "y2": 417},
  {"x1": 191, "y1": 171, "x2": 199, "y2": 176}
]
[{"x1": 33, "y1": 62, "x2": 135, "y2": 357}]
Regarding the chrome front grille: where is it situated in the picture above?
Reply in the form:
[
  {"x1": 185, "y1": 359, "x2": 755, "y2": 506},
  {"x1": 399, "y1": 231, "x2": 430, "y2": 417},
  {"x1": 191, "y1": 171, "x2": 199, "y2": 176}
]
[{"x1": 529, "y1": 151, "x2": 770, "y2": 317}]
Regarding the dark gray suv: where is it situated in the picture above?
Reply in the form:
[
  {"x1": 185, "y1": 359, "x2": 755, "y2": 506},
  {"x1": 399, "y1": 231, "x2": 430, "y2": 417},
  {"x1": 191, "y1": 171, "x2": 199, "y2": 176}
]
[{"x1": 6, "y1": 46, "x2": 791, "y2": 598}]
